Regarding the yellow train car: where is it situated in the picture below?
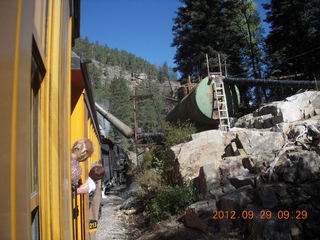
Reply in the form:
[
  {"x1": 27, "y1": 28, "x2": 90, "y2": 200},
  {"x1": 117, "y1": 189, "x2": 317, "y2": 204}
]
[
  {"x1": 0, "y1": 0, "x2": 103, "y2": 239},
  {"x1": 71, "y1": 53, "x2": 103, "y2": 240}
]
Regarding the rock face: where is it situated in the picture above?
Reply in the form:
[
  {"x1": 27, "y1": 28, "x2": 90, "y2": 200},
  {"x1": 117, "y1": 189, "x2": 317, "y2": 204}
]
[
  {"x1": 171, "y1": 128, "x2": 285, "y2": 183},
  {"x1": 170, "y1": 130, "x2": 236, "y2": 180},
  {"x1": 235, "y1": 91, "x2": 320, "y2": 129},
  {"x1": 174, "y1": 91, "x2": 320, "y2": 239}
]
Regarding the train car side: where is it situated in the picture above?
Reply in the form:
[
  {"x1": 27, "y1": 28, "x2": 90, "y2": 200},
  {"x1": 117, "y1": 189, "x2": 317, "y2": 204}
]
[{"x1": 0, "y1": 1, "x2": 102, "y2": 239}]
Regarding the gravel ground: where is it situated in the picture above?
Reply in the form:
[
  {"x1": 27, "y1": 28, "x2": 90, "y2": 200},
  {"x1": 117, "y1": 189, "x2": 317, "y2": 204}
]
[{"x1": 96, "y1": 194, "x2": 129, "y2": 240}]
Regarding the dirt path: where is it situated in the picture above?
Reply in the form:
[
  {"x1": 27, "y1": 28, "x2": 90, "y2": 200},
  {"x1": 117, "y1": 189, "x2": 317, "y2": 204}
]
[{"x1": 96, "y1": 194, "x2": 129, "y2": 240}]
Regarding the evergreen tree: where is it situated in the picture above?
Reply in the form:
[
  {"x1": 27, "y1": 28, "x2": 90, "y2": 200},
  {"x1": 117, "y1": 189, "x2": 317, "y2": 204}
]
[
  {"x1": 73, "y1": 38, "x2": 161, "y2": 76},
  {"x1": 108, "y1": 76, "x2": 132, "y2": 125},
  {"x1": 107, "y1": 76, "x2": 133, "y2": 148},
  {"x1": 172, "y1": 0, "x2": 265, "y2": 104},
  {"x1": 264, "y1": 0, "x2": 320, "y2": 81},
  {"x1": 158, "y1": 61, "x2": 169, "y2": 83}
]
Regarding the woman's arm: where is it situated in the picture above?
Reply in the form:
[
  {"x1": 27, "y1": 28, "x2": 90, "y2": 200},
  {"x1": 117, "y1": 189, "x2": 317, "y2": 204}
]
[
  {"x1": 77, "y1": 182, "x2": 89, "y2": 194},
  {"x1": 77, "y1": 177, "x2": 96, "y2": 194}
]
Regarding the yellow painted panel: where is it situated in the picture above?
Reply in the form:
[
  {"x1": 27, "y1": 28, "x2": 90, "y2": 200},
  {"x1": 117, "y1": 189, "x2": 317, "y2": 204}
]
[
  {"x1": 71, "y1": 93, "x2": 87, "y2": 240},
  {"x1": 33, "y1": 0, "x2": 48, "y2": 56},
  {"x1": 61, "y1": 13, "x2": 74, "y2": 240},
  {"x1": 39, "y1": 0, "x2": 52, "y2": 238},
  {"x1": 0, "y1": 0, "x2": 33, "y2": 239}
]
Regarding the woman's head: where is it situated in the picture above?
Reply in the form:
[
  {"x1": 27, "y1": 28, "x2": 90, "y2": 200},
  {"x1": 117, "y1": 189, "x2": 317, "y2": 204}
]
[
  {"x1": 71, "y1": 138, "x2": 94, "y2": 162},
  {"x1": 89, "y1": 166, "x2": 105, "y2": 181}
]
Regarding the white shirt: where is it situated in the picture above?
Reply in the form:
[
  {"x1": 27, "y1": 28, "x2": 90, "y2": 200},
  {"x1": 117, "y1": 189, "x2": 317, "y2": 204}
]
[{"x1": 87, "y1": 177, "x2": 96, "y2": 194}]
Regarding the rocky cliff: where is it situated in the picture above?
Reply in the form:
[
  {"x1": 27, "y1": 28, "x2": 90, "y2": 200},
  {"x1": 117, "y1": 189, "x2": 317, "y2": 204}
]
[{"x1": 168, "y1": 90, "x2": 320, "y2": 239}]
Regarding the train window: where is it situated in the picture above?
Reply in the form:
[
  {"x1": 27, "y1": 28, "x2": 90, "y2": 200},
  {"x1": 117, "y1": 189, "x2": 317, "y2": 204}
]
[
  {"x1": 31, "y1": 207, "x2": 40, "y2": 240},
  {"x1": 31, "y1": 40, "x2": 45, "y2": 194},
  {"x1": 31, "y1": 70, "x2": 39, "y2": 194},
  {"x1": 31, "y1": 38, "x2": 45, "y2": 240}
]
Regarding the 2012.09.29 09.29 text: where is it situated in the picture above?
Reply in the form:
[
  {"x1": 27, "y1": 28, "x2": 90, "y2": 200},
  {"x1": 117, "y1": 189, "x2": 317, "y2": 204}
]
[{"x1": 211, "y1": 210, "x2": 308, "y2": 220}]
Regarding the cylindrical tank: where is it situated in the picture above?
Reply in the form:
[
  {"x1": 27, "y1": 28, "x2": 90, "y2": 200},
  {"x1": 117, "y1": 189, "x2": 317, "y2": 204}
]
[{"x1": 166, "y1": 76, "x2": 239, "y2": 126}]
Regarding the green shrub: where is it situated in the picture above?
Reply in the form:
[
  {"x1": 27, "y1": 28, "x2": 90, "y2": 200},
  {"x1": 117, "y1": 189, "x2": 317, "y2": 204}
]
[
  {"x1": 147, "y1": 185, "x2": 197, "y2": 222},
  {"x1": 153, "y1": 121, "x2": 197, "y2": 183},
  {"x1": 134, "y1": 121, "x2": 198, "y2": 223},
  {"x1": 137, "y1": 168, "x2": 162, "y2": 190},
  {"x1": 163, "y1": 121, "x2": 196, "y2": 147}
]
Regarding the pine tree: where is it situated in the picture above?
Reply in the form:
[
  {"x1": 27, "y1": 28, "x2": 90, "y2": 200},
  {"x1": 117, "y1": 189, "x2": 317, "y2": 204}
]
[
  {"x1": 264, "y1": 0, "x2": 320, "y2": 80},
  {"x1": 158, "y1": 61, "x2": 169, "y2": 83},
  {"x1": 172, "y1": 0, "x2": 265, "y2": 104},
  {"x1": 108, "y1": 76, "x2": 132, "y2": 125}
]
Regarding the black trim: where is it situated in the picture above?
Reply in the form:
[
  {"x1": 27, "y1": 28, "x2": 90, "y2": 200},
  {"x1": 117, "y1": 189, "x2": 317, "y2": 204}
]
[
  {"x1": 69, "y1": 0, "x2": 73, "y2": 17},
  {"x1": 72, "y1": 0, "x2": 80, "y2": 46},
  {"x1": 80, "y1": 61, "x2": 102, "y2": 143},
  {"x1": 32, "y1": 37, "x2": 46, "y2": 80}
]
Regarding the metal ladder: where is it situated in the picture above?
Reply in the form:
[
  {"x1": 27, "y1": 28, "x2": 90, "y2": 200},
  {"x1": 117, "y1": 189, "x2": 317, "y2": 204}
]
[{"x1": 213, "y1": 77, "x2": 230, "y2": 131}]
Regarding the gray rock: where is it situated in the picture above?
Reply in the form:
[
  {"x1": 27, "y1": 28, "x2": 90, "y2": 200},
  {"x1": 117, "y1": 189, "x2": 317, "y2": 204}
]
[
  {"x1": 235, "y1": 91, "x2": 320, "y2": 129},
  {"x1": 170, "y1": 130, "x2": 236, "y2": 181},
  {"x1": 282, "y1": 162, "x2": 298, "y2": 183},
  {"x1": 288, "y1": 151, "x2": 320, "y2": 182},
  {"x1": 217, "y1": 186, "x2": 254, "y2": 232},
  {"x1": 219, "y1": 185, "x2": 254, "y2": 211},
  {"x1": 183, "y1": 208, "x2": 208, "y2": 233},
  {"x1": 257, "y1": 185, "x2": 278, "y2": 209},
  {"x1": 235, "y1": 128, "x2": 286, "y2": 155},
  {"x1": 187, "y1": 199, "x2": 217, "y2": 225},
  {"x1": 196, "y1": 163, "x2": 220, "y2": 200},
  {"x1": 197, "y1": 156, "x2": 249, "y2": 200},
  {"x1": 247, "y1": 218, "x2": 292, "y2": 240},
  {"x1": 244, "y1": 154, "x2": 276, "y2": 175},
  {"x1": 119, "y1": 196, "x2": 136, "y2": 210},
  {"x1": 228, "y1": 175, "x2": 255, "y2": 188},
  {"x1": 220, "y1": 156, "x2": 249, "y2": 178}
]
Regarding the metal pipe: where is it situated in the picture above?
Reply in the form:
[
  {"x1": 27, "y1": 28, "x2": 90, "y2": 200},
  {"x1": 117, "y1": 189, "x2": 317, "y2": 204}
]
[
  {"x1": 137, "y1": 132, "x2": 165, "y2": 144},
  {"x1": 225, "y1": 78, "x2": 317, "y2": 87},
  {"x1": 95, "y1": 103, "x2": 134, "y2": 138}
]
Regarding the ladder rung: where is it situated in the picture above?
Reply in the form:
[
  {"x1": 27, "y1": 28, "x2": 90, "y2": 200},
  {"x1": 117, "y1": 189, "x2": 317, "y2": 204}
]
[
  {"x1": 216, "y1": 87, "x2": 223, "y2": 90},
  {"x1": 216, "y1": 94, "x2": 224, "y2": 97},
  {"x1": 219, "y1": 109, "x2": 227, "y2": 112},
  {"x1": 220, "y1": 117, "x2": 229, "y2": 119}
]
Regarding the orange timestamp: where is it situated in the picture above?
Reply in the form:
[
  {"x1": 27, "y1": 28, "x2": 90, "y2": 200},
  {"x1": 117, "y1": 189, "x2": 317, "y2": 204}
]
[{"x1": 211, "y1": 210, "x2": 308, "y2": 220}]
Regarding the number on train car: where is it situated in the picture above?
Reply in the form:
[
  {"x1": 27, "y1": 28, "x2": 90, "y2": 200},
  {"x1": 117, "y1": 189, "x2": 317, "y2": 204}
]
[{"x1": 89, "y1": 220, "x2": 98, "y2": 232}]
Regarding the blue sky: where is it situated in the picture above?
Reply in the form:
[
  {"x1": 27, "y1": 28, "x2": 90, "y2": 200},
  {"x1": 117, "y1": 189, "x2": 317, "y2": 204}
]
[{"x1": 80, "y1": 0, "x2": 270, "y2": 68}]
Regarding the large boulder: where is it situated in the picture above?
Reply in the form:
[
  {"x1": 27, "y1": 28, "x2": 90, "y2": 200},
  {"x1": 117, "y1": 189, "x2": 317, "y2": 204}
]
[
  {"x1": 235, "y1": 91, "x2": 320, "y2": 129},
  {"x1": 233, "y1": 128, "x2": 286, "y2": 155},
  {"x1": 171, "y1": 128, "x2": 285, "y2": 183},
  {"x1": 170, "y1": 130, "x2": 236, "y2": 180}
]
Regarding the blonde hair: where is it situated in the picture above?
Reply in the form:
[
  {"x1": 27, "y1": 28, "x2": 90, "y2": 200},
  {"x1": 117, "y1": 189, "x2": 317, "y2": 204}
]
[{"x1": 72, "y1": 138, "x2": 94, "y2": 162}]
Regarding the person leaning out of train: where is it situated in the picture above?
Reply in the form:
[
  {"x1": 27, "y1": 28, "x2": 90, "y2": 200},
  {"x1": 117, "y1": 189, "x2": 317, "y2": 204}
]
[
  {"x1": 71, "y1": 138, "x2": 94, "y2": 188},
  {"x1": 77, "y1": 165, "x2": 105, "y2": 194}
]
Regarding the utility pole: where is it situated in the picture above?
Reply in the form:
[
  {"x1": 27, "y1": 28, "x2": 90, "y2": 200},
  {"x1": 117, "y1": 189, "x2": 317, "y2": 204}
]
[
  {"x1": 131, "y1": 73, "x2": 139, "y2": 168},
  {"x1": 131, "y1": 72, "x2": 154, "y2": 170}
]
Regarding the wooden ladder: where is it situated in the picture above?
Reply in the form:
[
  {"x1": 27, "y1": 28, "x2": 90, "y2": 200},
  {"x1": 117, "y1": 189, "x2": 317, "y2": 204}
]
[{"x1": 213, "y1": 77, "x2": 230, "y2": 131}]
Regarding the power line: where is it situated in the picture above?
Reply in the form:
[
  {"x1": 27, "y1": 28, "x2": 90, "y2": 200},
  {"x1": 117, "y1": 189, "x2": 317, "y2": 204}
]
[{"x1": 286, "y1": 45, "x2": 320, "y2": 61}]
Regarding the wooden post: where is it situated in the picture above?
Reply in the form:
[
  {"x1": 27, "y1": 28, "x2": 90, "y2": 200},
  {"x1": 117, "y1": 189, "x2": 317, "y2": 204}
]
[
  {"x1": 131, "y1": 73, "x2": 139, "y2": 169},
  {"x1": 218, "y1": 53, "x2": 222, "y2": 76},
  {"x1": 224, "y1": 59, "x2": 228, "y2": 77},
  {"x1": 206, "y1": 53, "x2": 210, "y2": 77}
]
